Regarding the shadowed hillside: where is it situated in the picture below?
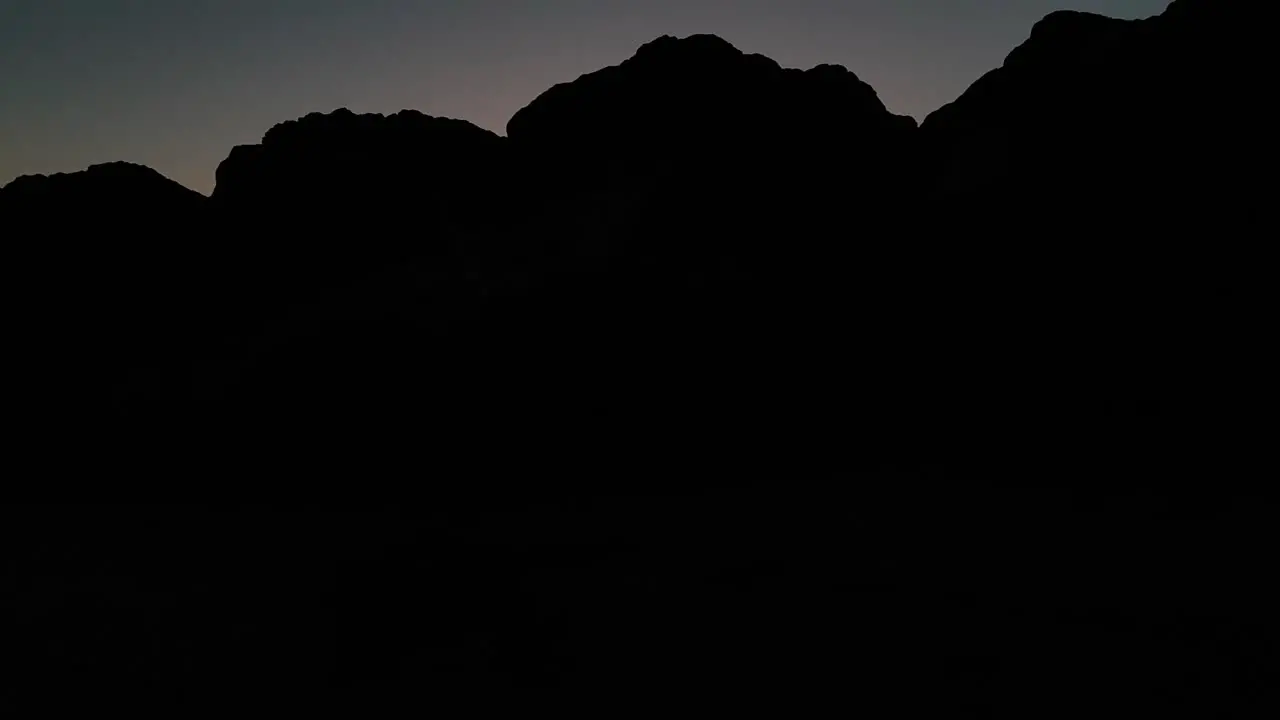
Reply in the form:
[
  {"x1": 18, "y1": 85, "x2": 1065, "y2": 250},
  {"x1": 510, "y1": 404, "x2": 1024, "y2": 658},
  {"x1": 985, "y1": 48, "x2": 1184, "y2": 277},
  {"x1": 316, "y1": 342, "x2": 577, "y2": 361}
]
[
  {"x1": 2, "y1": 1, "x2": 1274, "y2": 714},
  {"x1": 915, "y1": 0, "x2": 1270, "y2": 492},
  {"x1": 2, "y1": 162, "x2": 211, "y2": 446},
  {"x1": 211, "y1": 109, "x2": 510, "y2": 280},
  {"x1": 82, "y1": 31, "x2": 928, "y2": 496}
]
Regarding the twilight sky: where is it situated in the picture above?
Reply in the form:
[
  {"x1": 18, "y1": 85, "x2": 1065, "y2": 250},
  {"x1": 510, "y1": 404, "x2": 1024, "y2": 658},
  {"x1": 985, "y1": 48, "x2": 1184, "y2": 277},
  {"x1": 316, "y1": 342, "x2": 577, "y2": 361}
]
[{"x1": 2, "y1": 0, "x2": 1170, "y2": 194}]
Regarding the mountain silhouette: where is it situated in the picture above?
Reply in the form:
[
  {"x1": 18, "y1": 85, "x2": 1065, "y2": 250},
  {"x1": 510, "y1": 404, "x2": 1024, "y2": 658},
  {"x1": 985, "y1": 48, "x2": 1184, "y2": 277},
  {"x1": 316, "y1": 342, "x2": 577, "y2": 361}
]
[
  {"x1": 915, "y1": 0, "x2": 1269, "y2": 489},
  {"x1": 507, "y1": 32, "x2": 916, "y2": 182},
  {"x1": 3, "y1": 1, "x2": 1275, "y2": 715},
  {"x1": 2, "y1": 162, "x2": 211, "y2": 452},
  {"x1": 1, "y1": 160, "x2": 205, "y2": 212},
  {"x1": 922, "y1": 0, "x2": 1262, "y2": 237},
  {"x1": 212, "y1": 109, "x2": 508, "y2": 277},
  {"x1": 1, "y1": 0, "x2": 1266, "y2": 495},
  {"x1": 508, "y1": 32, "x2": 916, "y2": 269}
]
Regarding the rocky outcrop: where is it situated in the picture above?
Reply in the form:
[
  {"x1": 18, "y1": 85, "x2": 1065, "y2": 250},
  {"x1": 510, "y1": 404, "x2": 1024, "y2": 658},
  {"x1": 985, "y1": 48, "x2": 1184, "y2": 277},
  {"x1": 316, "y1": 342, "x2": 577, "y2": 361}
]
[
  {"x1": 213, "y1": 109, "x2": 504, "y2": 212},
  {"x1": 8, "y1": 1, "x2": 1271, "y2": 499},
  {"x1": 917, "y1": 0, "x2": 1267, "y2": 301},
  {"x1": 149, "y1": 37, "x2": 936, "y2": 503},
  {"x1": 920, "y1": 0, "x2": 1264, "y2": 225},
  {"x1": 203, "y1": 109, "x2": 516, "y2": 326},
  {"x1": 212, "y1": 109, "x2": 505, "y2": 238},
  {"x1": 507, "y1": 34, "x2": 917, "y2": 251},
  {"x1": 914, "y1": 0, "x2": 1270, "y2": 487},
  {"x1": 1, "y1": 161, "x2": 206, "y2": 221},
  {"x1": 501, "y1": 32, "x2": 924, "y2": 333},
  {"x1": 508, "y1": 34, "x2": 915, "y2": 159},
  {"x1": 2, "y1": 163, "x2": 213, "y2": 447}
]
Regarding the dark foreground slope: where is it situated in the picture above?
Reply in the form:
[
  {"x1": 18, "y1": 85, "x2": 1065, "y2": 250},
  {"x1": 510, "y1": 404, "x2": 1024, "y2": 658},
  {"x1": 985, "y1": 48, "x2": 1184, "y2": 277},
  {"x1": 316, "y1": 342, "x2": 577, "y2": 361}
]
[
  {"x1": 2, "y1": 1, "x2": 1275, "y2": 715},
  {"x1": 3, "y1": 493, "x2": 1276, "y2": 715}
]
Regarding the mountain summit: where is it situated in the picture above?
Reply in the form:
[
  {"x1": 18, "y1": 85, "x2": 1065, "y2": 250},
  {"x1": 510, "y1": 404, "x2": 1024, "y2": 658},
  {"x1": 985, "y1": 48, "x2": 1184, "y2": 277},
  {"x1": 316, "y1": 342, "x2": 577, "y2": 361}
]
[{"x1": 507, "y1": 32, "x2": 914, "y2": 161}]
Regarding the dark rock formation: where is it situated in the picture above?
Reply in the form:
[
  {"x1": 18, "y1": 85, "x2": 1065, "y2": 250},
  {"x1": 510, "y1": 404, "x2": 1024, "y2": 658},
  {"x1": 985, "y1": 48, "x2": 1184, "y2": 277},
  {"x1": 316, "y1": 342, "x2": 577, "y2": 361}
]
[
  {"x1": 209, "y1": 109, "x2": 510, "y2": 293},
  {"x1": 507, "y1": 33, "x2": 918, "y2": 270},
  {"x1": 4, "y1": 2, "x2": 1278, "y2": 716},
  {"x1": 2, "y1": 163, "x2": 211, "y2": 450},
  {"x1": 1, "y1": 160, "x2": 205, "y2": 215},
  {"x1": 212, "y1": 109, "x2": 504, "y2": 226},
  {"x1": 6, "y1": 2, "x2": 1267, "y2": 499},
  {"x1": 178, "y1": 36, "x2": 931, "y2": 497},
  {"x1": 921, "y1": 0, "x2": 1263, "y2": 224},
  {"x1": 508, "y1": 33, "x2": 915, "y2": 167},
  {"x1": 914, "y1": 0, "x2": 1270, "y2": 488},
  {"x1": 11, "y1": 3, "x2": 1268, "y2": 497}
]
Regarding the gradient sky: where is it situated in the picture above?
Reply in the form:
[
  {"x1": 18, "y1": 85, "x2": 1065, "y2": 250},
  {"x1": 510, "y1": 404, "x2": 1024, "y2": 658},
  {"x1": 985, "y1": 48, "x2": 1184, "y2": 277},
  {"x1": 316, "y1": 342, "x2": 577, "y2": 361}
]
[{"x1": 2, "y1": 0, "x2": 1170, "y2": 194}]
